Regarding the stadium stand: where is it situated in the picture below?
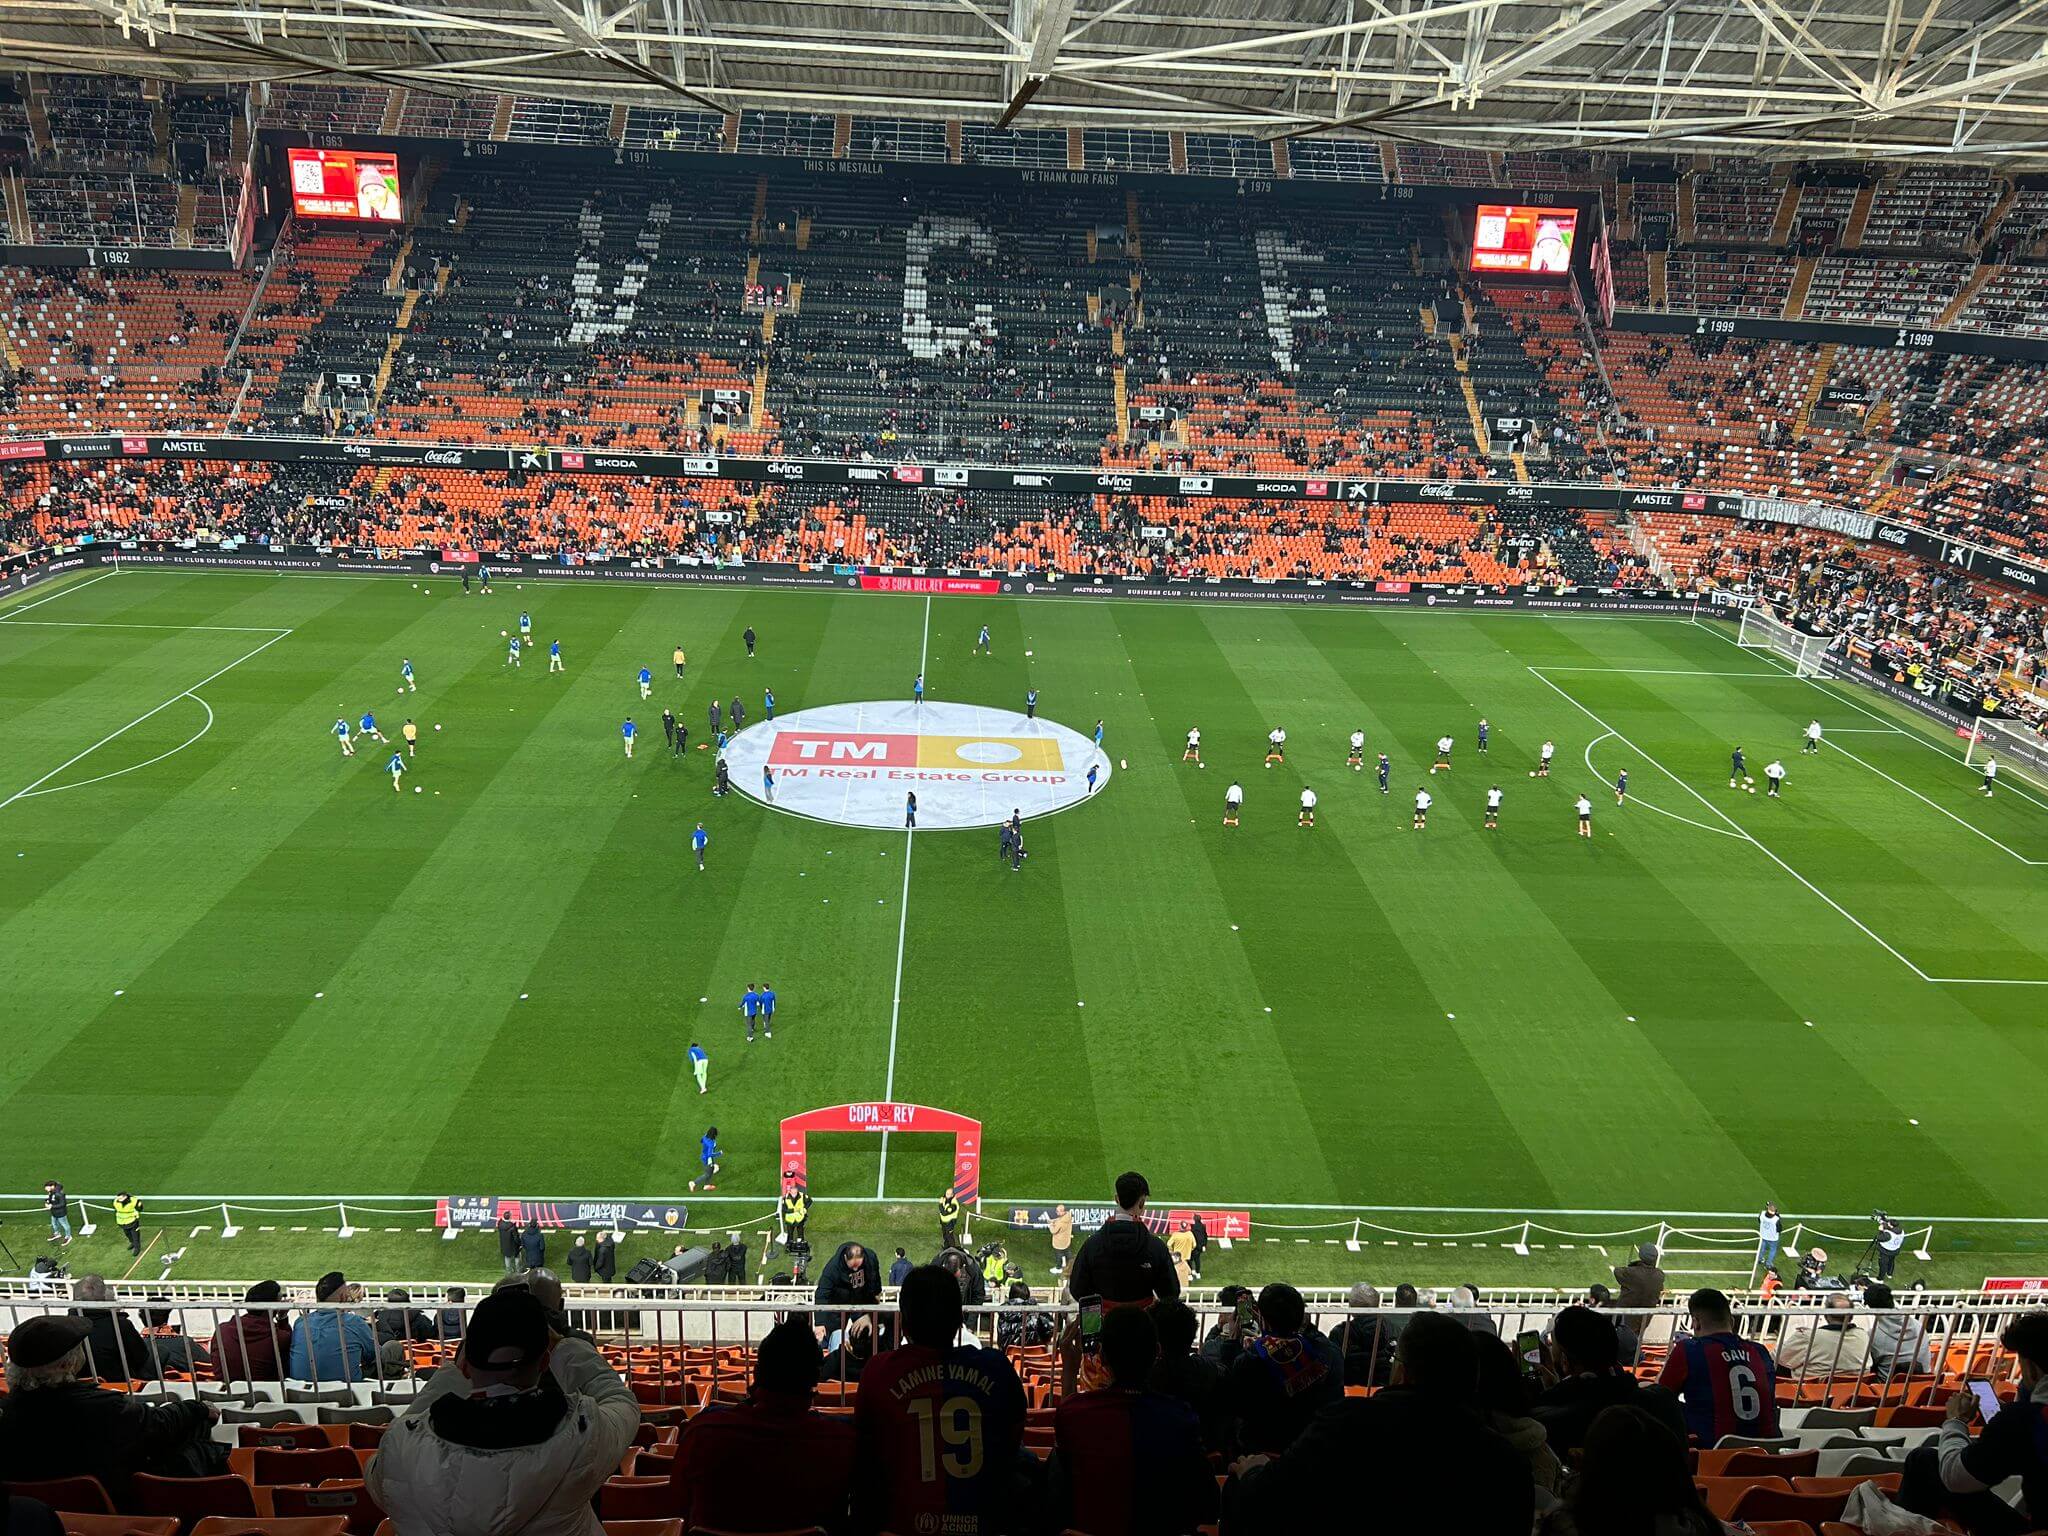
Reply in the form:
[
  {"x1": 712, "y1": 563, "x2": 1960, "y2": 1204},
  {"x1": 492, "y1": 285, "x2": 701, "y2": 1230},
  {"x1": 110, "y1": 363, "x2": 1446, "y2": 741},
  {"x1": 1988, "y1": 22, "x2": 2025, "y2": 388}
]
[{"x1": 0, "y1": 1280, "x2": 2042, "y2": 1535}]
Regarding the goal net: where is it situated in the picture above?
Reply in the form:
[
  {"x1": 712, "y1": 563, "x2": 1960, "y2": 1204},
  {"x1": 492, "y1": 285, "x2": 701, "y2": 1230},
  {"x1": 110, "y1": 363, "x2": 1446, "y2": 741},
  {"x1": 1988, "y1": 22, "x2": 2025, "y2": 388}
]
[
  {"x1": 1736, "y1": 604, "x2": 1830, "y2": 678},
  {"x1": 1963, "y1": 713, "x2": 2048, "y2": 799}
]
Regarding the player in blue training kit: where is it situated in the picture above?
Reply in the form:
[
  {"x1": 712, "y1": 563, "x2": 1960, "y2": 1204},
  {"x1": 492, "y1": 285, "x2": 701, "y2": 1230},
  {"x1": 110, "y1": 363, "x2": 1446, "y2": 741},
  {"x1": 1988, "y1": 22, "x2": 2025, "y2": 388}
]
[
  {"x1": 688, "y1": 1041, "x2": 709, "y2": 1095},
  {"x1": 764, "y1": 688, "x2": 776, "y2": 720},
  {"x1": 549, "y1": 638, "x2": 563, "y2": 673},
  {"x1": 638, "y1": 665, "x2": 653, "y2": 701},
  {"x1": 518, "y1": 611, "x2": 532, "y2": 642},
  {"x1": 913, "y1": 673, "x2": 924, "y2": 703},
  {"x1": 359, "y1": 711, "x2": 388, "y2": 744},
  {"x1": 506, "y1": 635, "x2": 521, "y2": 667},
  {"x1": 1025, "y1": 688, "x2": 1037, "y2": 719},
  {"x1": 1614, "y1": 768, "x2": 1629, "y2": 805},
  {"x1": 762, "y1": 765, "x2": 776, "y2": 803},
  {"x1": 760, "y1": 984, "x2": 776, "y2": 1037},
  {"x1": 333, "y1": 717, "x2": 355, "y2": 756},
  {"x1": 1477, "y1": 717, "x2": 1489, "y2": 754},
  {"x1": 692, "y1": 822, "x2": 708, "y2": 871},
  {"x1": 400, "y1": 658, "x2": 416, "y2": 693},
  {"x1": 1087, "y1": 762, "x2": 1100, "y2": 795},
  {"x1": 622, "y1": 717, "x2": 637, "y2": 758},
  {"x1": 905, "y1": 791, "x2": 918, "y2": 829},
  {"x1": 1376, "y1": 753, "x2": 1391, "y2": 794},
  {"x1": 688, "y1": 1127, "x2": 721, "y2": 1192},
  {"x1": 386, "y1": 752, "x2": 407, "y2": 792},
  {"x1": 742, "y1": 985, "x2": 762, "y2": 1042},
  {"x1": 1093, "y1": 719, "x2": 1105, "y2": 749},
  {"x1": 1729, "y1": 746, "x2": 1746, "y2": 788},
  {"x1": 976, "y1": 623, "x2": 991, "y2": 656}
]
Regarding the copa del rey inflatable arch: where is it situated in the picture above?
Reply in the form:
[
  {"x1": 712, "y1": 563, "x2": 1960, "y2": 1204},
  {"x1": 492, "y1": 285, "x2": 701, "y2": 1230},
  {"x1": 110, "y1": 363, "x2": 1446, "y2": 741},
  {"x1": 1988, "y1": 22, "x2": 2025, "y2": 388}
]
[{"x1": 779, "y1": 1103, "x2": 983, "y2": 1201}]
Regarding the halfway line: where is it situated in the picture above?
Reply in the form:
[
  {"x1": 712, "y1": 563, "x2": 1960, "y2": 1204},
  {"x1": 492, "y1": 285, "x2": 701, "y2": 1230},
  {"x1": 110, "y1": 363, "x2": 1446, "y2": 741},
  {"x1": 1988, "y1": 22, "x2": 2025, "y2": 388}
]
[{"x1": 876, "y1": 594, "x2": 932, "y2": 1199}]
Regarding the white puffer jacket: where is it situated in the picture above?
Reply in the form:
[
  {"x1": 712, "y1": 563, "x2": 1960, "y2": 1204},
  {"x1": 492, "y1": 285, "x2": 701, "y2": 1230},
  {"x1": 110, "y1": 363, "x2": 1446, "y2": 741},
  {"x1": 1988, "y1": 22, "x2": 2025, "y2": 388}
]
[{"x1": 366, "y1": 1339, "x2": 639, "y2": 1536}]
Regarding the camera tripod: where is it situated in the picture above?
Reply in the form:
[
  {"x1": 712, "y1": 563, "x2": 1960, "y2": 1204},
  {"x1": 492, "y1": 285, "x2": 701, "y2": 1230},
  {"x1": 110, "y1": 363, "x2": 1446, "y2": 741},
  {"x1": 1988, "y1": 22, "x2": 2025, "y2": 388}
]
[{"x1": 0, "y1": 1222, "x2": 19, "y2": 1273}]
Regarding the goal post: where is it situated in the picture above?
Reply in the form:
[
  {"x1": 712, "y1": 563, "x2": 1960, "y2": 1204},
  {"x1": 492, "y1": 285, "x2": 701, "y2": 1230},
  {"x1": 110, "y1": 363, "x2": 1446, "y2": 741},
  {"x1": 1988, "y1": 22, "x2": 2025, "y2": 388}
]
[
  {"x1": 1963, "y1": 714, "x2": 2048, "y2": 798},
  {"x1": 1735, "y1": 603, "x2": 1829, "y2": 678}
]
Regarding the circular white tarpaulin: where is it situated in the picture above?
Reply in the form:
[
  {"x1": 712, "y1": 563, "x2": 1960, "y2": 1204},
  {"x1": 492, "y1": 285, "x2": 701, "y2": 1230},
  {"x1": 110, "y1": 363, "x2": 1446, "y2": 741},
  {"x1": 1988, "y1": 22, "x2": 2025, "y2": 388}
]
[{"x1": 719, "y1": 699, "x2": 1110, "y2": 830}]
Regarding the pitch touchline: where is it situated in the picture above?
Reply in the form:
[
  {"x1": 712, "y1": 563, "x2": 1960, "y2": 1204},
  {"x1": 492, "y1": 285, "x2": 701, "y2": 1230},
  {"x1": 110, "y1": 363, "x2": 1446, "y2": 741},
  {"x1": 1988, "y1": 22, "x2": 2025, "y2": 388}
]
[
  {"x1": 0, "y1": 568, "x2": 118, "y2": 619},
  {"x1": 0, "y1": 630, "x2": 292, "y2": 814},
  {"x1": 875, "y1": 594, "x2": 931, "y2": 1200},
  {"x1": 96, "y1": 565, "x2": 1717, "y2": 623},
  {"x1": 0, "y1": 619, "x2": 294, "y2": 634}
]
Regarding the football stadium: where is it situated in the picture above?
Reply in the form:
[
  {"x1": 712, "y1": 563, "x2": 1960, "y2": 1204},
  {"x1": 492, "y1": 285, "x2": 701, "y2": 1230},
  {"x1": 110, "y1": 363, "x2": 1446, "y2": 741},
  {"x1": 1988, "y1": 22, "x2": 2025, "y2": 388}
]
[{"x1": 5, "y1": 0, "x2": 2048, "y2": 1529}]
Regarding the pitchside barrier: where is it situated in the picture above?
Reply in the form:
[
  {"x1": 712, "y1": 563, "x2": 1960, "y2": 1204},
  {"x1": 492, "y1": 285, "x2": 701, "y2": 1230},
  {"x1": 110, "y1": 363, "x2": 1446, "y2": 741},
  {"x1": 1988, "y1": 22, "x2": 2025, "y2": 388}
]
[
  {"x1": 0, "y1": 1295, "x2": 2039, "y2": 1406},
  {"x1": 0, "y1": 1193, "x2": 1950, "y2": 1288}
]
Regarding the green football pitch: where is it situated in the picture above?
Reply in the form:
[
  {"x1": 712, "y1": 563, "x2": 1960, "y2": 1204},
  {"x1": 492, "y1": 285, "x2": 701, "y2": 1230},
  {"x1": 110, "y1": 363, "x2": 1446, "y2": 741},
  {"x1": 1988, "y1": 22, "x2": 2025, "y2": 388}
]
[{"x1": 4, "y1": 566, "x2": 2048, "y2": 1287}]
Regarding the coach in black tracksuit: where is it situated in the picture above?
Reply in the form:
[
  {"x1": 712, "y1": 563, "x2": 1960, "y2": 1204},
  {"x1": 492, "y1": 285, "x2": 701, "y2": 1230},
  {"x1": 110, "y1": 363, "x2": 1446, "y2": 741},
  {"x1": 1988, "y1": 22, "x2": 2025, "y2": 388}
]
[
  {"x1": 496, "y1": 1215, "x2": 520, "y2": 1275},
  {"x1": 661, "y1": 709, "x2": 677, "y2": 750}
]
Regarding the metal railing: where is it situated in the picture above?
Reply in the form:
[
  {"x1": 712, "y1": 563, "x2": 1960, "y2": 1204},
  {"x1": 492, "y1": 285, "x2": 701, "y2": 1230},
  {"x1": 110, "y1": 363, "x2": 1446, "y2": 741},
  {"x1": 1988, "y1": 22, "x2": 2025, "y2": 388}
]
[{"x1": 8, "y1": 1294, "x2": 2038, "y2": 1404}]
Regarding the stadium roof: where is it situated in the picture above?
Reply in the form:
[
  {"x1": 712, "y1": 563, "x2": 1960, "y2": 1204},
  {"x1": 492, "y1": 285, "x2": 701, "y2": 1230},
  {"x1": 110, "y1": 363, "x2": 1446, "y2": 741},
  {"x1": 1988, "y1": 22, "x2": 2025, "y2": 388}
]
[{"x1": 12, "y1": 0, "x2": 2048, "y2": 164}]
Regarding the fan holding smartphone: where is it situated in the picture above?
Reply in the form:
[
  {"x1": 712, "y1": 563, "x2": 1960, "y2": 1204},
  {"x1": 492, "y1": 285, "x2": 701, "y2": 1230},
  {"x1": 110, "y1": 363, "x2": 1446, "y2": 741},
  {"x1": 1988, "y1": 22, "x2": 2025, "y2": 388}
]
[{"x1": 1921, "y1": 1313, "x2": 2048, "y2": 1533}]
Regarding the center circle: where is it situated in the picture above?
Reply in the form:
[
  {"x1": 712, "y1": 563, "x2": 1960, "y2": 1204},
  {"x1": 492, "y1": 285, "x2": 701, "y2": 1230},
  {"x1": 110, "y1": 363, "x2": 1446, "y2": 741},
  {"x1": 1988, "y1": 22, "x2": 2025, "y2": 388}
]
[{"x1": 720, "y1": 700, "x2": 1110, "y2": 830}]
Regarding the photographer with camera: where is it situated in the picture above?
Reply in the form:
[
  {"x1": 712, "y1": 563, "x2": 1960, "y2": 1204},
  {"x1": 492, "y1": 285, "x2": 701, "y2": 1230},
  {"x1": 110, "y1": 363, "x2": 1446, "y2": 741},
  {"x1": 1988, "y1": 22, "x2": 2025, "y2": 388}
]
[{"x1": 1876, "y1": 1213, "x2": 1907, "y2": 1281}]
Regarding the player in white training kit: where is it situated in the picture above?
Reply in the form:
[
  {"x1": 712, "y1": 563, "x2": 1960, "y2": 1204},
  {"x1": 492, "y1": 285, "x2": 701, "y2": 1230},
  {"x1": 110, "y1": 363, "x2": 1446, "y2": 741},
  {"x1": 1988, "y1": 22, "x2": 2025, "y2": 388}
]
[
  {"x1": 1537, "y1": 740, "x2": 1555, "y2": 778},
  {"x1": 1804, "y1": 719, "x2": 1823, "y2": 755},
  {"x1": 1765, "y1": 759, "x2": 1787, "y2": 797},
  {"x1": 1983, "y1": 757, "x2": 1998, "y2": 797},
  {"x1": 1298, "y1": 787, "x2": 1317, "y2": 828},
  {"x1": 1348, "y1": 730, "x2": 1366, "y2": 771},
  {"x1": 1224, "y1": 780, "x2": 1244, "y2": 826},
  {"x1": 1431, "y1": 735, "x2": 1454, "y2": 773},
  {"x1": 1184, "y1": 727, "x2": 1203, "y2": 765},
  {"x1": 1484, "y1": 785, "x2": 1502, "y2": 829},
  {"x1": 1265, "y1": 728, "x2": 1287, "y2": 765},
  {"x1": 1412, "y1": 787, "x2": 1432, "y2": 830},
  {"x1": 1575, "y1": 794, "x2": 1593, "y2": 836}
]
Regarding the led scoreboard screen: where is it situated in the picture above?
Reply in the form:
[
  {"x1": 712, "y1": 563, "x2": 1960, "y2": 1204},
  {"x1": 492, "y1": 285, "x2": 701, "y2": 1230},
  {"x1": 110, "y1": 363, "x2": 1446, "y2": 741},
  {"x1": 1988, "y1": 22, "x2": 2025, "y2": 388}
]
[
  {"x1": 1471, "y1": 204, "x2": 1578, "y2": 274},
  {"x1": 286, "y1": 148, "x2": 403, "y2": 222}
]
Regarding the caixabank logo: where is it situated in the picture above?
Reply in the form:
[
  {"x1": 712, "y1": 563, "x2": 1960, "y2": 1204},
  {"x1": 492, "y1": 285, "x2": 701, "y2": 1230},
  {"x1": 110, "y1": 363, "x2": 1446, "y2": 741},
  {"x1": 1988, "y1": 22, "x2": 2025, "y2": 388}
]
[{"x1": 719, "y1": 700, "x2": 1109, "y2": 829}]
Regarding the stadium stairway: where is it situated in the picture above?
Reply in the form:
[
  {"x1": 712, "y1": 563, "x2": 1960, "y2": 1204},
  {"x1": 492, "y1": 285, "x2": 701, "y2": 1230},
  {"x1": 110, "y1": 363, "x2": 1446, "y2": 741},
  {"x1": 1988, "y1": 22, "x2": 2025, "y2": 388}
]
[
  {"x1": 1792, "y1": 343, "x2": 1837, "y2": 435},
  {"x1": 1768, "y1": 181, "x2": 1801, "y2": 244},
  {"x1": 1937, "y1": 263, "x2": 2000, "y2": 325},
  {"x1": 1784, "y1": 256, "x2": 1816, "y2": 318},
  {"x1": 1844, "y1": 182, "x2": 1877, "y2": 247}
]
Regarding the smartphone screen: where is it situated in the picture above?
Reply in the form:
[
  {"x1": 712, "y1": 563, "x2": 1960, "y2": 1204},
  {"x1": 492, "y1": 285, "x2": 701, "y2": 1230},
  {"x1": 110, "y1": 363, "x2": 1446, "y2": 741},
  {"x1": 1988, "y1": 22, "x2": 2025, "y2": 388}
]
[
  {"x1": 1234, "y1": 1296, "x2": 1261, "y2": 1339},
  {"x1": 1970, "y1": 1380, "x2": 2002, "y2": 1422},
  {"x1": 1516, "y1": 1329, "x2": 1544, "y2": 1371},
  {"x1": 1078, "y1": 1298, "x2": 1103, "y2": 1355}
]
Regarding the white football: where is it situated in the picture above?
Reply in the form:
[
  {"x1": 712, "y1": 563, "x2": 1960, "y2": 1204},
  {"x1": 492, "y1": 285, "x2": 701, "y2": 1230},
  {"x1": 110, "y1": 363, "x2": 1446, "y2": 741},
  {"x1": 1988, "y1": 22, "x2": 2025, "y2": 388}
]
[
  {"x1": 413, "y1": 785, "x2": 422, "y2": 794},
  {"x1": 500, "y1": 629, "x2": 508, "y2": 637},
  {"x1": 1746, "y1": 785, "x2": 1755, "y2": 793},
  {"x1": 1119, "y1": 758, "x2": 1126, "y2": 769},
  {"x1": 434, "y1": 723, "x2": 442, "y2": 731}
]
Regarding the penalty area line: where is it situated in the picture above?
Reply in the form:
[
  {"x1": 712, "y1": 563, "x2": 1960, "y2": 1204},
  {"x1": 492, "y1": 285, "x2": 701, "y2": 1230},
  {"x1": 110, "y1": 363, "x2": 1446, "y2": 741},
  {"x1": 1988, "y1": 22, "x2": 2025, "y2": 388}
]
[
  {"x1": 0, "y1": 629, "x2": 292, "y2": 813},
  {"x1": 1528, "y1": 665, "x2": 1944, "y2": 985}
]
